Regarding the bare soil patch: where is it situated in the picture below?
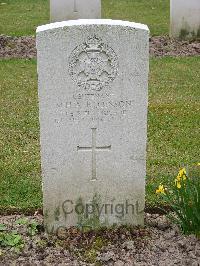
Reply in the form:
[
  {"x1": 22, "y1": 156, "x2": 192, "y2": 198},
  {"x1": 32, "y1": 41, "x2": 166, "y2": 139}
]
[
  {"x1": 150, "y1": 36, "x2": 200, "y2": 57},
  {"x1": 0, "y1": 35, "x2": 200, "y2": 59},
  {"x1": 0, "y1": 35, "x2": 36, "y2": 59},
  {"x1": 0, "y1": 213, "x2": 199, "y2": 266}
]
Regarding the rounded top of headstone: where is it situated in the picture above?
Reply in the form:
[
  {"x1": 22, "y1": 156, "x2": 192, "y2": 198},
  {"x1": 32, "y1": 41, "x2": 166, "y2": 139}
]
[{"x1": 36, "y1": 19, "x2": 149, "y2": 33}]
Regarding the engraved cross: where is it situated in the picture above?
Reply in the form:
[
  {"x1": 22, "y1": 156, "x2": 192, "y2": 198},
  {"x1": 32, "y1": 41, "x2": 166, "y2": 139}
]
[
  {"x1": 73, "y1": 0, "x2": 78, "y2": 12},
  {"x1": 77, "y1": 128, "x2": 111, "y2": 181}
]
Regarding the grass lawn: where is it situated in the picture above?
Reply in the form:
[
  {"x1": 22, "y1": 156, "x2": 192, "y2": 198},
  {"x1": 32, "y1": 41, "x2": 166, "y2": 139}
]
[
  {"x1": 103, "y1": 0, "x2": 169, "y2": 36},
  {"x1": 0, "y1": 0, "x2": 169, "y2": 36},
  {"x1": 0, "y1": 59, "x2": 41, "y2": 211},
  {"x1": 0, "y1": 0, "x2": 49, "y2": 36},
  {"x1": 0, "y1": 57, "x2": 199, "y2": 211},
  {"x1": 147, "y1": 57, "x2": 200, "y2": 205}
]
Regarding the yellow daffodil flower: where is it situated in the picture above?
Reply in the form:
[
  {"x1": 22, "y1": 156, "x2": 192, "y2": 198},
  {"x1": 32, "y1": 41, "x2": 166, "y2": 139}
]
[
  {"x1": 182, "y1": 174, "x2": 187, "y2": 181},
  {"x1": 156, "y1": 184, "x2": 165, "y2": 194},
  {"x1": 175, "y1": 179, "x2": 181, "y2": 189},
  {"x1": 176, "y1": 168, "x2": 187, "y2": 181},
  {"x1": 177, "y1": 182, "x2": 181, "y2": 189}
]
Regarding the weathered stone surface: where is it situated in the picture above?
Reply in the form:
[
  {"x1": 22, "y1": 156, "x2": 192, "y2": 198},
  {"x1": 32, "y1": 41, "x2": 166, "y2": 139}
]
[
  {"x1": 170, "y1": 0, "x2": 200, "y2": 39},
  {"x1": 50, "y1": 0, "x2": 101, "y2": 22},
  {"x1": 36, "y1": 19, "x2": 149, "y2": 232}
]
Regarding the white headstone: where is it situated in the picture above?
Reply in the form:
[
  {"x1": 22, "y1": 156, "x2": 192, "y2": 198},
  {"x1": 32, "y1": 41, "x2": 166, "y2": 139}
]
[
  {"x1": 50, "y1": 0, "x2": 101, "y2": 22},
  {"x1": 170, "y1": 0, "x2": 200, "y2": 39},
  {"x1": 36, "y1": 20, "x2": 149, "y2": 233}
]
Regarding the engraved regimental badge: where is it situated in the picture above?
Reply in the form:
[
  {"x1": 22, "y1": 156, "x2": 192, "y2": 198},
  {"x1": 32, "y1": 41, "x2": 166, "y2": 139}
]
[{"x1": 69, "y1": 35, "x2": 118, "y2": 92}]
